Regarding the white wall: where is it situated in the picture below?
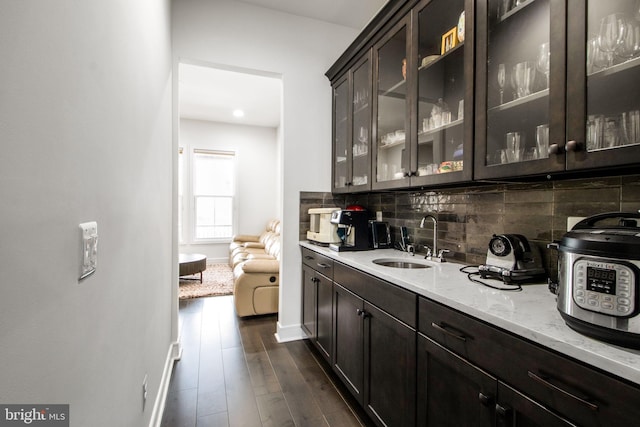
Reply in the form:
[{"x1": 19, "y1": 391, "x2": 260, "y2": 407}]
[
  {"x1": 178, "y1": 119, "x2": 278, "y2": 262},
  {"x1": 0, "y1": 2, "x2": 174, "y2": 426},
  {"x1": 172, "y1": 0, "x2": 358, "y2": 340}
]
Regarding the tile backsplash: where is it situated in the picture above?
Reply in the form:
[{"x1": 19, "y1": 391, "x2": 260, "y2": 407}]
[{"x1": 300, "y1": 174, "x2": 640, "y2": 276}]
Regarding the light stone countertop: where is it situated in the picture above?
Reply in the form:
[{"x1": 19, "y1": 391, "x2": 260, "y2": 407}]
[{"x1": 300, "y1": 241, "x2": 640, "y2": 386}]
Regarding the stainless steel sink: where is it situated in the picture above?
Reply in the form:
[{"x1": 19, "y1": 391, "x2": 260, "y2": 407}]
[{"x1": 372, "y1": 258, "x2": 431, "y2": 269}]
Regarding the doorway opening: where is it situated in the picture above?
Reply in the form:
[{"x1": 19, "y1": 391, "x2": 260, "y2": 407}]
[{"x1": 176, "y1": 61, "x2": 283, "y2": 299}]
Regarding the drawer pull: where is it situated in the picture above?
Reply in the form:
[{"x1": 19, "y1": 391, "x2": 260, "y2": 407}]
[
  {"x1": 527, "y1": 371, "x2": 599, "y2": 411},
  {"x1": 431, "y1": 322, "x2": 467, "y2": 342},
  {"x1": 317, "y1": 262, "x2": 331, "y2": 269},
  {"x1": 304, "y1": 255, "x2": 314, "y2": 260}
]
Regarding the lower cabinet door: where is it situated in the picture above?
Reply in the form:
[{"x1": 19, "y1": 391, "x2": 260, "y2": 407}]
[
  {"x1": 301, "y1": 265, "x2": 316, "y2": 339},
  {"x1": 364, "y1": 302, "x2": 416, "y2": 427},
  {"x1": 417, "y1": 334, "x2": 495, "y2": 427},
  {"x1": 316, "y1": 273, "x2": 333, "y2": 362},
  {"x1": 333, "y1": 284, "x2": 364, "y2": 403},
  {"x1": 496, "y1": 382, "x2": 577, "y2": 427}
]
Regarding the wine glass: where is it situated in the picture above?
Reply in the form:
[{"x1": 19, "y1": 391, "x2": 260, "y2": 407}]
[
  {"x1": 616, "y1": 20, "x2": 637, "y2": 59},
  {"x1": 512, "y1": 62, "x2": 536, "y2": 98},
  {"x1": 598, "y1": 14, "x2": 627, "y2": 67},
  {"x1": 536, "y1": 42, "x2": 550, "y2": 89},
  {"x1": 497, "y1": 63, "x2": 506, "y2": 104}
]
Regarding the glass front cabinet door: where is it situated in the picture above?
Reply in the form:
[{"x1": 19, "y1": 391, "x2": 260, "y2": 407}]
[
  {"x1": 332, "y1": 53, "x2": 373, "y2": 193},
  {"x1": 475, "y1": 0, "x2": 567, "y2": 179},
  {"x1": 373, "y1": 16, "x2": 412, "y2": 190},
  {"x1": 566, "y1": 0, "x2": 640, "y2": 170},
  {"x1": 412, "y1": 0, "x2": 474, "y2": 186}
]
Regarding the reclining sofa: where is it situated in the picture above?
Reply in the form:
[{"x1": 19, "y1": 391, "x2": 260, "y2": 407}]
[{"x1": 229, "y1": 220, "x2": 280, "y2": 317}]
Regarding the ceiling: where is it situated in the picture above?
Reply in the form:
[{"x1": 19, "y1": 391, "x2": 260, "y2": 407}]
[
  {"x1": 178, "y1": 0, "x2": 388, "y2": 128},
  {"x1": 236, "y1": 0, "x2": 388, "y2": 30},
  {"x1": 179, "y1": 64, "x2": 283, "y2": 128}
]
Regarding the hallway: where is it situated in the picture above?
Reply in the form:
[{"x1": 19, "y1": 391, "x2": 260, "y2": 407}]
[{"x1": 161, "y1": 296, "x2": 372, "y2": 427}]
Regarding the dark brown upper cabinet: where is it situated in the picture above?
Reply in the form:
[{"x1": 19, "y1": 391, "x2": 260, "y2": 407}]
[
  {"x1": 565, "y1": 0, "x2": 640, "y2": 171},
  {"x1": 329, "y1": 0, "x2": 640, "y2": 193},
  {"x1": 476, "y1": 0, "x2": 640, "y2": 180},
  {"x1": 371, "y1": 1, "x2": 474, "y2": 191},
  {"x1": 410, "y1": 0, "x2": 474, "y2": 187},
  {"x1": 372, "y1": 16, "x2": 413, "y2": 190},
  {"x1": 474, "y1": 0, "x2": 567, "y2": 180},
  {"x1": 332, "y1": 52, "x2": 373, "y2": 194}
]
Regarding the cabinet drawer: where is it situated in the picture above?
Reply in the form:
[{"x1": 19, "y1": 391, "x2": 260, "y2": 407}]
[
  {"x1": 335, "y1": 262, "x2": 416, "y2": 328},
  {"x1": 301, "y1": 247, "x2": 334, "y2": 279},
  {"x1": 419, "y1": 297, "x2": 640, "y2": 427}
]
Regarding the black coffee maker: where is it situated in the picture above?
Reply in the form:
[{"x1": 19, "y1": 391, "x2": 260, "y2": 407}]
[{"x1": 329, "y1": 209, "x2": 371, "y2": 252}]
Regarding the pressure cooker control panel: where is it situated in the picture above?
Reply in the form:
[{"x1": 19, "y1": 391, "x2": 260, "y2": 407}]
[{"x1": 573, "y1": 259, "x2": 637, "y2": 317}]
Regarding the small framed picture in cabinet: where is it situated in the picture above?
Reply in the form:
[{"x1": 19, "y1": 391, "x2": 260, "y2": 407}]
[{"x1": 441, "y1": 27, "x2": 457, "y2": 55}]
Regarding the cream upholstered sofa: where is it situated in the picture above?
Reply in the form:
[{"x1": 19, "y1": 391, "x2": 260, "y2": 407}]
[
  {"x1": 229, "y1": 220, "x2": 280, "y2": 317},
  {"x1": 229, "y1": 219, "x2": 280, "y2": 265}
]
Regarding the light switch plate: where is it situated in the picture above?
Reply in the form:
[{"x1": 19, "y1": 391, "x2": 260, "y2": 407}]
[{"x1": 79, "y1": 221, "x2": 98, "y2": 280}]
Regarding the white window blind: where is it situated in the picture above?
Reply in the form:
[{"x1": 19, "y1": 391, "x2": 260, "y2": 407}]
[{"x1": 192, "y1": 149, "x2": 235, "y2": 240}]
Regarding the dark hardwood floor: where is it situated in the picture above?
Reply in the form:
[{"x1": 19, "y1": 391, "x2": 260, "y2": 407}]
[{"x1": 161, "y1": 295, "x2": 373, "y2": 427}]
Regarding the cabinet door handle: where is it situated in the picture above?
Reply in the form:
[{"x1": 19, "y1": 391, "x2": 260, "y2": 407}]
[
  {"x1": 430, "y1": 322, "x2": 467, "y2": 342},
  {"x1": 565, "y1": 140, "x2": 580, "y2": 152},
  {"x1": 495, "y1": 403, "x2": 512, "y2": 418},
  {"x1": 317, "y1": 262, "x2": 331, "y2": 269},
  {"x1": 356, "y1": 308, "x2": 370, "y2": 318},
  {"x1": 478, "y1": 392, "x2": 493, "y2": 407},
  {"x1": 527, "y1": 371, "x2": 598, "y2": 411},
  {"x1": 548, "y1": 143, "x2": 562, "y2": 155}
]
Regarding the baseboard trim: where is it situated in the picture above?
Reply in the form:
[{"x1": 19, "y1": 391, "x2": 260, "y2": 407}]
[
  {"x1": 275, "y1": 321, "x2": 305, "y2": 343},
  {"x1": 148, "y1": 341, "x2": 182, "y2": 427}
]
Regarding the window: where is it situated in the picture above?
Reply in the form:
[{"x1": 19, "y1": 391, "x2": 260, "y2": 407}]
[
  {"x1": 178, "y1": 147, "x2": 185, "y2": 243},
  {"x1": 192, "y1": 149, "x2": 235, "y2": 240}
]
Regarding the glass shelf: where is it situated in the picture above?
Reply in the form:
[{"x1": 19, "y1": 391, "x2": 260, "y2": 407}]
[
  {"x1": 489, "y1": 88, "x2": 548, "y2": 113},
  {"x1": 588, "y1": 55, "x2": 640, "y2": 79},
  {"x1": 418, "y1": 119, "x2": 464, "y2": 143},
  {"x1": 418, "y1": 43, "x2": 464, "y2": 72},
  {"x1": 498, "y1": 0, "x2": 536, "y2": 23}
]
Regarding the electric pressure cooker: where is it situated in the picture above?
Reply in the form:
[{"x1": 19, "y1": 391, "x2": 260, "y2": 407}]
[{"x1": 549, "y1": 212, "x2": 640, "y2": 348}]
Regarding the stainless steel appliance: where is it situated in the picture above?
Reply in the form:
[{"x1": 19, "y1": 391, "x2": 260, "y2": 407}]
[
  {"x1": 307, "y1": 207, "x2": 341, "y2": 245},
  {"x1": 329, "y1": 209, "x2": 371, "y2": 252},
  {"x1": 479, "y1": 234, "x2": 546, "y2": 284},
  {"x1": 549, "y1": 212, "x2": 640, "y2": 348}
]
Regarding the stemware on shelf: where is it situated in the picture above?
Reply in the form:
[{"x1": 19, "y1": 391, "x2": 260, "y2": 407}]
[
  {"x1": 536, "y1": 42, "x2": 550, "y2": 89},
  {"x1": 598, "y1": 13, "x2": 627, "y2": 67},
  {"x1": 497, "y1": 63, "x2": 506, "y2": 103}
]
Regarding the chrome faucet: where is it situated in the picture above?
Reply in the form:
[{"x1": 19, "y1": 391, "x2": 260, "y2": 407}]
[{"x1": 420, "y1": 214, "x2": 448, "y2": 262}]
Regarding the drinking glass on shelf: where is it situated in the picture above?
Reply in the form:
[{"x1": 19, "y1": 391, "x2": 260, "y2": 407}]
[
  {"x1": 587, "y1": 36, "x2": 608, "y2": 74},
  {"x1": 506, "y1": 132, "x2": 524, "y2": 162},
  {"x1": 586, "y1": 115, "x2": 605, "y2": 151},
  {"x1": 512, "y1": 62, "x2": 536, "y2": 98},
  {"x1": 604, "y1": 117, "x2": 621, "y2": 148},
  {"x1": 616, "y1": 20, "x2": 639, "y2": 59},
  {"x1": 536, "y1": 42, "x2": 550, "y2": 90},
  {"x1": 598, "y1": 13, "x2": 627, "y2": 67},
  {"x1": 622, "y1": 110, "x2": 640, "y2": 145},
  {"x1": 497, "y1": 63, "x2": 506, "y2": 104},
  {"x1": 536, "y1": 124, "x2": 549, "y2": 159}
]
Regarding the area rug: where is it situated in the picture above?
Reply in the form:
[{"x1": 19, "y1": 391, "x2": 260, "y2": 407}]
[{"x1": 179, "y1": 263, "x2": 234, "y2": 300}]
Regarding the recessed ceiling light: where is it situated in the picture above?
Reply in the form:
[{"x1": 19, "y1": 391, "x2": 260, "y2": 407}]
[{"x1": 233, "y1": 109, "x2": 244, "y2": 118}]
